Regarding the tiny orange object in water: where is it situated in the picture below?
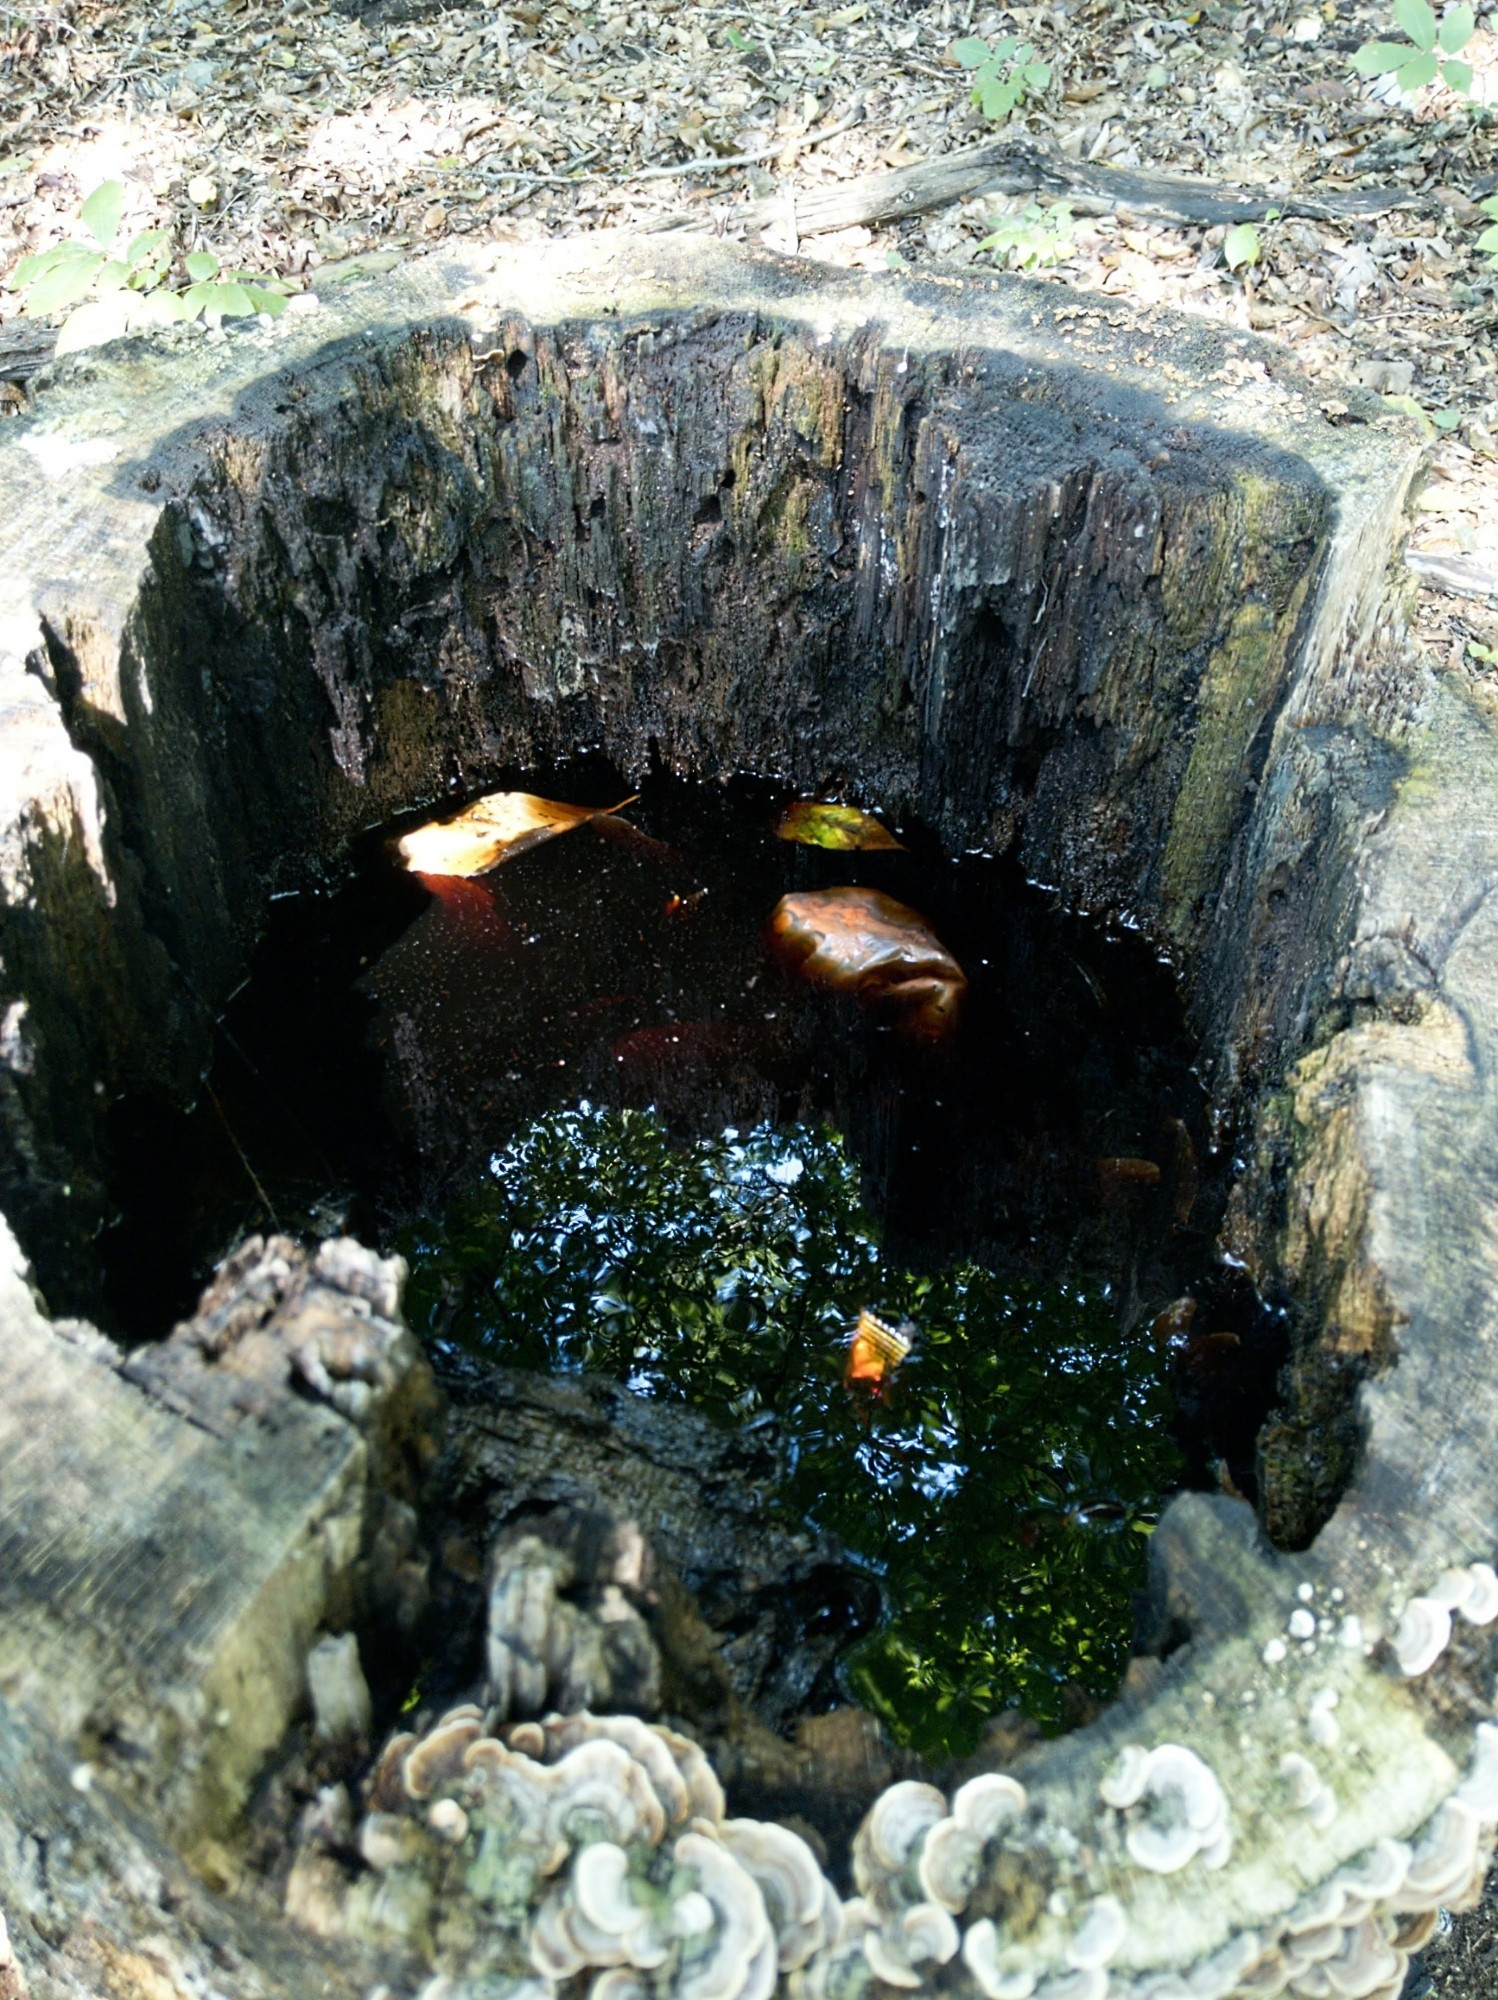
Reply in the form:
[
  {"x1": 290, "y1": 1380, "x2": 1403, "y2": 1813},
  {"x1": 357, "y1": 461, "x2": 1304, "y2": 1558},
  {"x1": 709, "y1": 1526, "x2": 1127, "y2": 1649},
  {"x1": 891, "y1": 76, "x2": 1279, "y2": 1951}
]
[{"x1": 844, "y1": 1308, "x2": 915, "y2": 1390}]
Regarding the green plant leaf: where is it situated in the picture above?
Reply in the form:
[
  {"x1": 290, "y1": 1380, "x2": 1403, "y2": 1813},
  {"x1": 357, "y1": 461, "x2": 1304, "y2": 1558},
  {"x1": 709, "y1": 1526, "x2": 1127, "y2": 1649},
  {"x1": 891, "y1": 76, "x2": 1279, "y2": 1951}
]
[
  {"x1": 23, "y1": 252, "x2": 105, "y2": 316},
  {"x1": 979, "y1": 75, "x2": 1018, "y2": 118},
  {"x1": 1442, "y1": 56, "x2": 1474, "y2": 91},
  {"x1": 206, "y1": 280, "x2": 256, "y2": 317},
  {"x1": 950, "y1": 36, "x2": 990, "y2": 66},
  {"x1": 184, "y1": 250, "x2": 220, "y2": 282},
  {"x1": 78, "y1": 180, "x2": 125, "y2": 251},
  {"x1": 92, "y1": 258, "x2": 132, "y2": 294},
  {"x1": 1438, "y1": 2, "x2": 1474, "y2": 52},
  {"x1": 12, "y1": 244, "x2": 90, "y2": 287},
  {"x1": 1432, "y1": 407, "x2": 1463, "y2": 431},
  {"x1": 1222, "y1": 221, "x2": 1260, "y2": 271},
  {"x1": 1024, "y1": 61, "x2": 1052, "y2": 88},
  {"x1": 1394, "y1": 0, "x2": 1438, "y2": 50},
  {"x1": 1354, "y1": 38, "x2": 1415, "y2": 72},
  {"x1": 54, "y1": 294, "x2": 132, "y2": 356},
  {"x1": 242, "y1": 283, "x2": 289, "y2": 317},
  {"x1": 1477, "y1": 223, "x2": 1498, "y2": 252},
  {"x1": 991, "y1": 33, "x2": 1018, "y2": 58},
  {"x1": 724, "y1": 25, "x2": 754, "y2": 51},
  {"x1": 125, "y1": 229, "x2": 167, "y2": 267},
  {"x1": 1397, "y1": 48, "x2": 1440, "y2": 88},
  {"x1": 1382, "y1": 392, "x2": 1436, "y2": 437}
]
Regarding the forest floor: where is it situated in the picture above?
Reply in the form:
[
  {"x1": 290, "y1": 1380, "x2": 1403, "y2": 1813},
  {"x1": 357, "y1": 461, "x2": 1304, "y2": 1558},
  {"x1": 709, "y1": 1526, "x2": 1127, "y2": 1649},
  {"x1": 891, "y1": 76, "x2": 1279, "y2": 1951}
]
[{"x1": 5, "y1": 0, "x2": 1498, "y2": 669}]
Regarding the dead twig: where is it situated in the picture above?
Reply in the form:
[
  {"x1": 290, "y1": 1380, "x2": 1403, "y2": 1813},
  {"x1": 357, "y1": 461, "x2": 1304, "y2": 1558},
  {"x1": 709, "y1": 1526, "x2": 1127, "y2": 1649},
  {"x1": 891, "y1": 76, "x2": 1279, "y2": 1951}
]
[{"x1": 722, "y1": 133, "x2": 1434, "y2": 241}]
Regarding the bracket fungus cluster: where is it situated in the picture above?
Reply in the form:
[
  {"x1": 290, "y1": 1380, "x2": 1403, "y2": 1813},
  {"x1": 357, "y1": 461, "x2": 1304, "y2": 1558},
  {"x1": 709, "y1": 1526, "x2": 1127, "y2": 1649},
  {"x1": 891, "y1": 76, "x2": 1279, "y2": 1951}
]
[
  {"x1": 486, "y1": 1512, "x2": 663, "y2": 1725},
  {"x1": 284, "y1": 1706, "x2": 840, "y2": 2000}
]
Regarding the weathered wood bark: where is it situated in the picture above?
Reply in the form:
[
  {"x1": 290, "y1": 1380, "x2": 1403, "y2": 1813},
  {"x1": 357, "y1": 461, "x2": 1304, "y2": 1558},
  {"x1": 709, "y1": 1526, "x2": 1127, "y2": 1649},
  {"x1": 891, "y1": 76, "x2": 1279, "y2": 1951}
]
[
  {"x1": 0, "y1": 234, "x2": 1413, "y2": 1319},
  {"x1": 8, "y1": 234, "x2": 1498, "y2": 2000}
]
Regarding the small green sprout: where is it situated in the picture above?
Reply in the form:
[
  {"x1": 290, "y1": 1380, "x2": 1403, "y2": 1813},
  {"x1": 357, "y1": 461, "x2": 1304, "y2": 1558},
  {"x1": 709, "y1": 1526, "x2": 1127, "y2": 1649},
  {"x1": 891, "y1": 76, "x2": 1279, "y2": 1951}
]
[
  {"x1": 978, "y1": 200, "x2": 1076, "y2": 270},
  {"x1": 8, "y1": 179, "x2": 296, "y2": 357},
  {"x1": 1354, "y1": 0, "x2": 1475, "y2": 97},
  {"x1": 951, "y1": 34, "x2": 1053, "y2": 123}
]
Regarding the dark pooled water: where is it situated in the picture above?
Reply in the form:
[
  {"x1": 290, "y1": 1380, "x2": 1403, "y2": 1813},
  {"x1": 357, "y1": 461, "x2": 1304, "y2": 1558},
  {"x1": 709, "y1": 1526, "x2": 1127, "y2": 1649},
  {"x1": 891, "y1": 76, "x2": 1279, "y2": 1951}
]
[{"x1": 101, "y1": 765, "x2": 1280, "y2": 1754}]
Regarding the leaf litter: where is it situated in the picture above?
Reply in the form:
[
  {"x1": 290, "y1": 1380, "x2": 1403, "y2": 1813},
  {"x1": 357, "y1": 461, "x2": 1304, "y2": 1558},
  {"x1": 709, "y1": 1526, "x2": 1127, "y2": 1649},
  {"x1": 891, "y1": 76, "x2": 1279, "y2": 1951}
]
[{"x1": 0, "y1": 6, "x2": 1496, "y2": 709}]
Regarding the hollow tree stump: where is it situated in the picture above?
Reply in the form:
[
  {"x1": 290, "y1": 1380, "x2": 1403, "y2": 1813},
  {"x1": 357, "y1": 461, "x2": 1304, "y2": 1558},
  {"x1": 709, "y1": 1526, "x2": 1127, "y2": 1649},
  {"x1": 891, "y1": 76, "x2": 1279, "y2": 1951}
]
[{"x1": 7, "y1": 234, "x2": 1498, "y2": 2000}]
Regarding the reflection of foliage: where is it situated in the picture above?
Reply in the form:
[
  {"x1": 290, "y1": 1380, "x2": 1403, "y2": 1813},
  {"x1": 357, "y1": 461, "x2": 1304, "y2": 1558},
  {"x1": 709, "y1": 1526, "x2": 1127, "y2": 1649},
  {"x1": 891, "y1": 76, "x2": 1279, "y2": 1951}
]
[{"x1": 401, "y1": 1106, "x2": 1180, "y2": 1756}]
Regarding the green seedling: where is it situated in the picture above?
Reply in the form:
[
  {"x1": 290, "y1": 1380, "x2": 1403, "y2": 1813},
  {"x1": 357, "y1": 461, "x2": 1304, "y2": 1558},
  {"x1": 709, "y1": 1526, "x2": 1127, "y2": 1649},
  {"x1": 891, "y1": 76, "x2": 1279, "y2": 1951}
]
[
  {"x1": 951, "y1": 33, "x2": 1052, "y2": 123},
  {"x1": 9, "y1": 179, "x2": 296, "y2": 356},
  {"x1": 978, "y1": 200, "x2": 1076, "y2": 270},
  {"x1": 1354, "y1": 0, "x2": 1474, "y2": 97}
]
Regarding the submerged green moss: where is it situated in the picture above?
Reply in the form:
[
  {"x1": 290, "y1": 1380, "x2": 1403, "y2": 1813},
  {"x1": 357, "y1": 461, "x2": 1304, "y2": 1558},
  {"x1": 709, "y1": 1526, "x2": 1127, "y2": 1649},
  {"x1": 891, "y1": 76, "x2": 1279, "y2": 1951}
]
[{"x1": 400, "y1": 1106, "x2": 1180, "y2": 1756}]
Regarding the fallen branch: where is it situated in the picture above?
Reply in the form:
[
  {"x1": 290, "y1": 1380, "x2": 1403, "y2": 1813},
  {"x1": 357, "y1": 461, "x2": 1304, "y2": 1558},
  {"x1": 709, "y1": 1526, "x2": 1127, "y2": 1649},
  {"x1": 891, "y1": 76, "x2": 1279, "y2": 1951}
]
[
  {"x1": 722, "y1": 133, "x2": 1431, "y2": 239},
  {"x1": 1406, "y1": 548, "x2": 1498, "y2": 602}
]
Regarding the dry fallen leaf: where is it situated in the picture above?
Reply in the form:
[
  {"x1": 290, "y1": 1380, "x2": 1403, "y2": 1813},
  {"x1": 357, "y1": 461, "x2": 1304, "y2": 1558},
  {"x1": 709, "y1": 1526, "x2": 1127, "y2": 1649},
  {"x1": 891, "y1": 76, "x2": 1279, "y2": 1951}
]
[
  {"x1": 773, "y1": 799, "x2": 904, "y2": 851},
  {"x1": 395, "y1": 790, "x2": 636, "y2": 877},
  {"x1": 766, "y1": 886, "x2": 967, "y2": 1041}
]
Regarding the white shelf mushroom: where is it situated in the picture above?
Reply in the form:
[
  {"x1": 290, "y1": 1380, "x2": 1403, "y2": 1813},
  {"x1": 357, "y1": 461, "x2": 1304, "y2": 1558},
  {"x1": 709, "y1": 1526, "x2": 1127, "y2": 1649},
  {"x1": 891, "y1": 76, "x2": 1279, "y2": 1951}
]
[
  {"x1": 1463, "y1": 1562, "x2": 1498, "y2": 1625},
  {"x1": 1104, "y1": 1744, "x2": 1232, "y2": 1875},
  {"x1": 918, "y1": 1773, "x2": 1028, "y2": 1915},
  {"x1": 1391, "y1": 1597, "x2": 1451, "y2": 1678},
  {"x1": 963, "y1": 1918, "x2": 1040, "y2": 2000}
]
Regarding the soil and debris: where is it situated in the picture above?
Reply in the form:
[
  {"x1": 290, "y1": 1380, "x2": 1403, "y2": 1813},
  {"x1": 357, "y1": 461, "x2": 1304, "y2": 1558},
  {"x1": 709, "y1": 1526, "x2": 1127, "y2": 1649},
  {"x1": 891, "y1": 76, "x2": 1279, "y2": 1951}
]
[{"x1": 3, "y1": 0, "x2": 1498, "y2": 668}]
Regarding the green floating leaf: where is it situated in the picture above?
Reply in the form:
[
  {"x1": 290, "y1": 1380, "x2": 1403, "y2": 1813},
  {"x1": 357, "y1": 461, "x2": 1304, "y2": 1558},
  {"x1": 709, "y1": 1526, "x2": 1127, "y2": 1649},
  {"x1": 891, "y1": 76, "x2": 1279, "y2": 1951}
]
[
  {"x1": 1442, "y1": 56, "x2": 1474, "y2": 91},
  {"x1": 774, "y1": 800, "x2": 905, "y2": 852},
  {"x1": 1222, "y1": 221, "x2": 1261, "y2": 271},
  {"x1": 184, "y1": 249, "x2": 220, "y2": 283},
  {"x1": 1397, "y1": 47, "x2": 1440, "y2": 89},
  {"x1": 1394, "y1": 0, "x2": 1438, "y2": 51},
  {"x1": 1353, "y1": 39, "x2": 1414, "y2": 73},
  {"x1": 1438, "y1": 2, "x2": 1475, "y2": 53},
  {"x1": 78, "y1": 180, "x2": 125, "y2": 252},
  {"x1": 949, "y1": 35, "x2": 990, "y2": 66},
  {"x1": 23, "y1": 252, "x2": 105, "y2": 316}
]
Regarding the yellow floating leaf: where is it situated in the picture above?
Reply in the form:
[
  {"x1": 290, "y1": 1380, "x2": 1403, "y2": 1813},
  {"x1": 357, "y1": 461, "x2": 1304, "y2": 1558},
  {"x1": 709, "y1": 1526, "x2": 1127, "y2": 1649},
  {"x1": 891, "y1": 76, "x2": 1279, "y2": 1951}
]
[
  {"x1": 395, "y1": 791, "x2": 637, "y2": 878},
  {"x1": 772, "y1": 800, "x2": 904, "y2": 852},
  {"x1": 844, "y1": 1307, "x2": 914, "y2": 1389}
]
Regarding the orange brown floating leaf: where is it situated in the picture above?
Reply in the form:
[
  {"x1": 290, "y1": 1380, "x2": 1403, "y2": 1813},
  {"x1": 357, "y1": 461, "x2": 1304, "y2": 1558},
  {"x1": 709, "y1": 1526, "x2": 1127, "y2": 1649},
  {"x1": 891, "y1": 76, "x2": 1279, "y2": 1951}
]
[
  {"x1": 395, "y1": 791, "x2": 638, "y2": 879},
  {"x1": 766, "y1": 887, "x2": 967, "y2": 1043},
  {"x1": 1097, "y1": 1156, "x2": 1162, "y2": 1195},
  {"x1": 844, "y1": 1308, "x2": 915, "y2": 1390},
  {"x1": 773, "y1": 800, "x2": 905, "y2": 852}
]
